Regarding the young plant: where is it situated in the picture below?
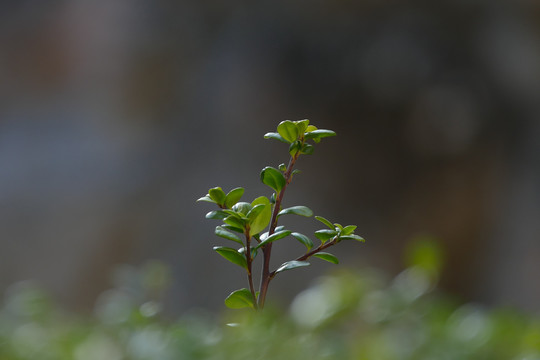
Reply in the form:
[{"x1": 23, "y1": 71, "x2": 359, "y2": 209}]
[{"x1": 198, "y1": 120, "x2": 365, "y2": 310}]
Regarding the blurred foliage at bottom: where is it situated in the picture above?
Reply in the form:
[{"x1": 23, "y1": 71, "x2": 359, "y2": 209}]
[{"x1": 1, "y1": 242, "x2": 539, "y2": 360}]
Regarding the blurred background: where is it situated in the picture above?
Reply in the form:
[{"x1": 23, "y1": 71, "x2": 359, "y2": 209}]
[{"x1": 1, "y1": 0, "x2": 539, "y2": 315}]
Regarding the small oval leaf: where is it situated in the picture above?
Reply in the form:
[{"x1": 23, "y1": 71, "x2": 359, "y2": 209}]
[
  {"x1": 223, "y1": 215, "x2": 246, "y2": 230},
  {"x1": 224, "y1": 288, "x2": 255, "y2": 309},
  {"x1": 342, "y1": 225, "x2": 357, "y2": 235},
  {"x1": 246, "y1": 204, "x2": 265, "y2": 221},
  {"x1": 260, "y1": 166, "x2": 286, "y2": 192},
  {"x1": 275, "y1": 260, "x2": 310, "y2": 274},
  {"x1": 249, "y1": 197, "x2": 271, "y2": 236},
  {"x1": 221, "y1": 224, "x2": 244, "y2": 234},
  {"x1": 277, "y1": 120, "x2": 299, "y2": 143},
  {"x1": 278, "y1": 206, "x2": 313, "y2": 217},
  {"x1": 288, "y1": 140, "x2": 302, "y2": 156},
  {"x1": 340, "y1": 234, "x2": 365, "y2": 242},
  {"x1": 304, "y1": 129, "x2": 337, "y2": 140},
  {"x1": 295, "y1": 119, "x2": 310, "y2": 135},
  {"x1": 314, "y1": 229, "x2": 337, "y2": 242},
  {"x1": 231, "y1": 202, "x2": 252, "y2": 215},
  {"x1": 300, "y1": 143, "x2": 314, "y2": 155},
  {"x1": 264, "y1": 132, "x2": 289, "y2": 143},
  {"x1": 315, "y1": 216, "x2": 335, "y2": 229},
  {"x1": 313, "y1": 252, "x2": 339, "y2": 264},
  {"x1": 206, "y1": 210, "x2": 228, "y2": 220},
  {"x1": 224, "y1": 187, "x2": 244, "y2": 209},
  {"x1": 208, "y1": 187, "x2": 226, "y2": 206},
  {"x1": 291, "y1": 232, "x2": 313, "y2": 250},
  {"x1": 215, "y1": 226, "x2": 243, "y2": 244},
  {"x1": 197, "y1": 195, "x2": 215, "y2": 203},
  {"x1": 213, "y1": 246, "x2": 247, "y2": 269},
  {"x1": 255, "y1": 230, "x2": 292, "y2": 249}
]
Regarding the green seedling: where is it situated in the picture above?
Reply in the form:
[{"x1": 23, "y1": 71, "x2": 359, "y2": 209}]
[{"x1": 198, "y1": 120, "x2": 365, "y2": 309}]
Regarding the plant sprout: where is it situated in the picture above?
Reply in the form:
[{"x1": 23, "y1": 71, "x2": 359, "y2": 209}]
[{"x1": 198, "y1": 120, "x2": 365, "y2": 310}]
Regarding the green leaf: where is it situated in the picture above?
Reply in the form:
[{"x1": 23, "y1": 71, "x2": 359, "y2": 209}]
[
  {"x1": 246, "y1": 204, "x2": 265, "y2": 221},
  {"x1": 289, "y1": 140, "x2": 302, "y2": 156},
  {"x1": 231, "y1": 202, "x2": 252, "y2": 215},
  {"x1": 340, "y1": 234, "x2": 365, "y2": 242},
  {"x1": 206, "y1": 210, "x2": 228, "y2": 220},
  {"x1": 213, "y1": 246, "x2": 247, "y2": 269},
  {"x1": 305, "y1": 125, "x2": 317, "y2": 133},
  {"x1": 197, "y1": 195, "x2": 215, "y2": 203},
  {"x1": 334, "y1": 223, "x2": 344, "y2": 231},
  {"x1": 215, "y1": 226, "x2": 243, "y2": 244},
  {"x1": 260, "y1": 166, "x2": 286, "y2": 192},
  {"x1": 252, "y1": 196, "x2": 271, "y2": 207},
  {"x1": 315, "y1": 216, "x2": 334, "y2": 229},
  {"x1": 277, "y1": 120, "x2": 299, "y2": 143},
  {"x1": 221, "y1": 209, "x2": 242, "y2": 217},
  {"x1": 249, "y1": 197, "x2": 271, "y2": 236},
  {"x1": 264, "y1": 132, "x2": 289, "y2": 144},
  {"x1": 224, "y1": 188, "x2": 244, "y2": 209},
  {"x1": 221, "y1": 224, "x2": 244, "y2": 234},
  {"x1": 224, "y1": 288, "x2": 255, "y2": 309},
  {"x1": 314, "y1": 229, "x2": 337, "y2": 242},
  {"x1": 304, "y1": 129, "x2": 337, "y2": 140},
  {"x1": 313, "y1": 252, "x2": 339, "y2": 264},
  {"x1": 278, "y1": 163, "x2": 287, "y2": 172},
  {"x1": 223, "y1": 215, "x2": 246, "y2": 230},
  {"x1": 295, "y1": 119, "x2": 310, "y2": 135},
  {"x1": 275, "y1": 261, "x2": 310, "y2": 274},
  {"x1": 208, "y1": 187, "x2": 226, "y2": 206},
  {"x1": 291, "y1": 232, "x2": 313, "y2": 250},
  {"x1": 255, "y1": 230, "x2": 292, "y2": 249},
  {"x1": 342, "y1": 225, "x2": 357, "y2": 235},
  {"x1": 278, "y1": 206, "x2": 313, "y2": 217},
  {"x1": 300, "y1": 143, "x2": 314, "y2": 155}
]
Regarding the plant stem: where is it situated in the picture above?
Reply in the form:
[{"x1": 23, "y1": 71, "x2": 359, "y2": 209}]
[
  {"x1": 257, "y1": 154, "x2": 299, "y2": 308},
  {"x1": 269, "y1": 237, "x2": 338, "y2": 279},
  {"x1": 244, "y1": 230, "x2": 258, "y2": 310}
]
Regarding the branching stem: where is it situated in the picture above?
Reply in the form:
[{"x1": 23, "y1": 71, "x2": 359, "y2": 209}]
[
  {"x1": 257, "y1": 153, "x2": 299, "y2": 308},
  {"x1": 269, "y1": 237, "x2": 338, "y2": 279}
]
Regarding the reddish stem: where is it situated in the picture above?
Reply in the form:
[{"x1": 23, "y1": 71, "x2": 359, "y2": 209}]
[{"x1": 257, "y1": 154, "x2": 299, "y2": 308}]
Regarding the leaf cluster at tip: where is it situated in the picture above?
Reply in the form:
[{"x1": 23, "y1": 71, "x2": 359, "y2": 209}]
[
  {"x1": 197, "y1": 187, "x2": 245, "y2": 209},
  {"x1": 314, "y1": 216, "x2": 365, "y2": 243},
  {"x1": 263, "y1": 119, "x2": 336, "y2": 156}
]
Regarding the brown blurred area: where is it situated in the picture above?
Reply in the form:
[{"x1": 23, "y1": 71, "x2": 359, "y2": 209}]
[{"x1": 1, "y1": 0, "x2": 539, "y2": 313}]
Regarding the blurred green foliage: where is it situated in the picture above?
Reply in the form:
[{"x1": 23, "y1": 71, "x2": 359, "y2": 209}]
[{"x1": 1, "y1": 243, "x2": 539, "y2": 360}]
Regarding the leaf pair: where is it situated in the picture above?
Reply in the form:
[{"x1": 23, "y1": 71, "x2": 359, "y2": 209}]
[
  {"x1": 264, "y1": 119, "x2": 336, "y2": 145},
  {"x1": 197, "y1": 187, "x2": 244, "y2": 209},
  {"x1": 314, "y1": 216, "x2": 365, "y2": 243}
]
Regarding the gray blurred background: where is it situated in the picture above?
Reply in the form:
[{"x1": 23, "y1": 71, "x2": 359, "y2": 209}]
[{"x1": 1, "y1": 0, "x2": 539, "y2": 314}]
